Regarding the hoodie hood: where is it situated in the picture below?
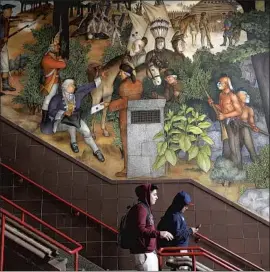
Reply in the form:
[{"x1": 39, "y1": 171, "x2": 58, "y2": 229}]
[
  {"x1": 165, "y1": 191, "x2": 193, "y2": 214},
  {"x1": 170, "y1": 193, "x2": 186, "y2": 212},
  {"x1": 135, "y1": 184, "x2": 152, "y2": 207}
]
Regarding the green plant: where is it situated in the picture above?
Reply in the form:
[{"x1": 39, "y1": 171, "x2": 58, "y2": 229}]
[
  {"x1": 13, "y1": 25, "x2": 55, "y2": 114},
  {"x1": 102, "y1": 44, "x2": 126, "y2": 65},
  {"x1": 239, "y1": 185, "x2": 246, "y2": 196},
  {"x1": 153, "y1": 105, "x2": 214, "y2": 173},
  {"x1": 59, "y1": 39, "x2": 90, "y2": 85},
  {"x1": 112, "y1": 114, "x2": 122, "y2": 149},
  {"x1": 245, "y1": 145, "x2": 269, "y2": 188}
]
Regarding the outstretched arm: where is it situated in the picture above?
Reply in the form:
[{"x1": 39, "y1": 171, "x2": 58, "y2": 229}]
[{"x1": 75, "y1": 77, "x2": 102, "y2": 101}]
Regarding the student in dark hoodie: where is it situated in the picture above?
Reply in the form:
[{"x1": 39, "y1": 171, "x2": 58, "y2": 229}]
[
  {"x1": 157, "y1": 191, "x2": 199, "y2": 248},
  {"x1": 127, "y1": 184, "x2": 174, "y2": 271}
]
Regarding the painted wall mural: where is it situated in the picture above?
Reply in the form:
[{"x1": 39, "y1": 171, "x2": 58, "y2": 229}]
[{"x1": 0, "y1": 0, "x2": 269, "y2": 221}]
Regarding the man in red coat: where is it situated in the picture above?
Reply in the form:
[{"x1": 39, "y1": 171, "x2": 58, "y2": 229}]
[{"x1": 40, "y1": 33, "x2": 67, "y2": 129}]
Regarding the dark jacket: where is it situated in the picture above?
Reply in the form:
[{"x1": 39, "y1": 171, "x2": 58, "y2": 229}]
[
  {"x1": 42, "y1": 82, "x2": 97, "y2": 134},
  {"x1": 157, "y1": 193, "x2": 192, "y2": 247},
  {"x1": 0, "y1": 14, "x2": 9, "y2": 40},
  {"x1": 127, "y1": 184, "x2": 160, "y2": 254}
]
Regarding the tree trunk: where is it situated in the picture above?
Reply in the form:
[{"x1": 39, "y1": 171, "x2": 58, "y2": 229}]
[
  {"x1": 53, "y1": 1, "x2": 71, "y2": 59},
  {"x1": 237, "y1": 0, "x2": 269, "y2": 132},
  {"x1": 128, "y1": 0, "x2": 132, "y2": 10},
  {"x1": 251, "y1": 53, "x2": 269, "y2": 132}
]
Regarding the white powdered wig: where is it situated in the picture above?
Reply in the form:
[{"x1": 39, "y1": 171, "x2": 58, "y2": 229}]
[{"x1": 62, "y1": 79, "x2": 75, "y2": 92}]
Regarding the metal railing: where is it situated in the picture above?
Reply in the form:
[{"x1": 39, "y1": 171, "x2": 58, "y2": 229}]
[
  {"x1": 158, "y1": 246, "x2": 242, "y2": 271},
  {"x1": 0, "y1": 196, "x2": 82, "y2": 271},
  {"x1": 195, "y1": 233, "x2": 265, "y2": 271},
  {"x1": 0, "y1": 162, "x2": 118, "y2": 235},
  {"x1": 0, "y1": 161, "x2": 266, "y2": 271}
]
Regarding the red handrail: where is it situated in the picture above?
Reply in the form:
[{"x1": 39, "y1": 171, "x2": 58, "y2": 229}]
[
  {"x1": 0, "y1": 197, "x2": 82, "y2": 271},
  {"x1": 0, "y1": 162, "x2": 118, "y2": 235},
  {"x1": 195, "y1": 233, "x2": 265, "y2": 271},
  {"x1": 158, "y1": 247, "x2": 242, "y2": 271},
  {"x1": 0, "y1": 162, "x2": 265, "y2": 271}
]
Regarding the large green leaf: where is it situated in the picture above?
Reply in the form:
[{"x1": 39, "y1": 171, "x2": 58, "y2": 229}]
[
  {"x1": 153, "y1": 155, "x2": 167, "y2": 169},
  {"x1": 188, "y1": 145, "x2": 199, "y2": 161},
  {"x1": 165, "y1": 149, "x2": 177, "y2": 166},
  {"x1": 179, "y1": 135, "x2": 191, "y2": 152},
  {"x1": 201, "y1": 135, "x2": 214, "y2": 145},
  {"x1": 168, "y1": 129, "x2": 182, "y2": 135},
  {"x1": 159, "y1": 142, "x2": 168, "y2": 155},
  {"x1": 170, "y1": 137, "x2": 181, "y2": 144},
  {"x1": 164, "y1": 123, "x2": 170, "y2": 132},
  {"x1": 169, "y1": 144, "x2": 181, "y2": 151},
  {"x1": 167, "y1": 110, "x2": 174, "y2": 119},
  {"x1": 200, "y1": 145, "x2": 211, "y2": 156},
  {"x1": 198, "y1": 121, "x2": 212, "y2": 129},
  {"x1": 186, "y1": 107, "x2": 194, "y2": 114},
  {"x1": 172, "y1": 116, "x2": 187, "y2": 122},
  {"x1": 187, "y1": 126, "x2": 203, "y2": 135},
  {"x1": 157, "y1": 142, "x2": 164, "y2": 154},
  {"x1": 197, "y1": 151, "x2": 211, "y2": 173},
  {"x1": 177, "y1": 123, "x2": 186, "y2": 130},
  {"x1": 198, "y1": 114, "x2": 207, "y2": 121},
  {"x1": 188, "y1": 135, "x2": 197, "y2": 142},
  {"x1": 188, "y1": 117, "x2": 196, "y2": 124},
  {"x1": 153, "y1": 130, "x2": 164, "y2": 140}
]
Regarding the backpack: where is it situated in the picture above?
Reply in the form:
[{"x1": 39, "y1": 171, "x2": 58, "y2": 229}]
[{"x1": 118, "y1": 202, "x2": 150, "y2": 249}]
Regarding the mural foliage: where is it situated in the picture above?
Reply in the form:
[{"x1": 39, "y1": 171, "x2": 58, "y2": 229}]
[{"x1": 0, "y1": 0, "x2": 269, "y2": 220}]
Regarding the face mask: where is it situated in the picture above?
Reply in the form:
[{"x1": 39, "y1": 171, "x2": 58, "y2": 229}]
[{"x1": 245, "y1": 94, "x2": 250, "y2": 104}]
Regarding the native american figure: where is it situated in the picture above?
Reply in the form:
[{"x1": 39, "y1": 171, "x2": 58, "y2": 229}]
[{"x1": 145, "y1": 18, "x2": 175, "y2": 69}]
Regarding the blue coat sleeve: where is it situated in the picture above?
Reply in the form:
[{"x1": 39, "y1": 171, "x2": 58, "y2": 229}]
[
  {"x1": 172, "y1": 214, "x2": 193, "y2": 241},
  {"x1": 75, "y1": 82, "x2": 96, "y2": 102}
]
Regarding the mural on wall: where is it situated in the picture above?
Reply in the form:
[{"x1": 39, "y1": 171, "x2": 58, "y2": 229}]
[{"x1": 0, "y1": 0, "x2": 269, "y2": 220}]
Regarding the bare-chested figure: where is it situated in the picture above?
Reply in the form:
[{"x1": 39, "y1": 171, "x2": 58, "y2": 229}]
[
  {"x1": 208, "y1": 76, "x2": 243, "y2": 169},
  {"x1": 237, "y1": 89, "x2": 259, "y2": 162}
]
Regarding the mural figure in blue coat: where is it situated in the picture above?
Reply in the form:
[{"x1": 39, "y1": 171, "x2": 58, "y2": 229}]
[{"x1": 40, "y1": 74, "x2": 106, "y2": 162}]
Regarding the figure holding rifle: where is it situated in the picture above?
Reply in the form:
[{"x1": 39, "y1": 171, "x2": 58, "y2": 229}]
[
  {"x1": 0, "y1": 4, "x2": 16, "y2": 92},
  {"x1": 236, "y1": 89, "x2": 263, "y2": 162},
  {"x1": 208, "y1": 76, "x2": 243, "y2": 169}
]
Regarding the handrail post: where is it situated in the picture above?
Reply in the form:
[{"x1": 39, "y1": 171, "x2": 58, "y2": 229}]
[
  {"x1": 192, "y1": 253, "x2": 196, "y2": 271},
  {"x1": 158, "y1": 254, "x2": 163, "y2": 271},
  {"x1": 0, "y1": 214, "x2": 6, "y2": 271},
  {"x1": 74, "y1": 251, "x2": 79, "y2": 271}
]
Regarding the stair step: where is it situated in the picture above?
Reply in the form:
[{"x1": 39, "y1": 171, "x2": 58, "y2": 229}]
[{"x1": 49, "y1": 257, "x2": 68, "y2": 271}]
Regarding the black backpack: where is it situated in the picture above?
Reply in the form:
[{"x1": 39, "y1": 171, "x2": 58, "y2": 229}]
[{"x1": 118, "y1": 202, "x2": 150, "y2": 249}]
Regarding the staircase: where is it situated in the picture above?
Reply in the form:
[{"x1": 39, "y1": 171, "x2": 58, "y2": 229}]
[
  {"x1": 0, "y1": 161, "x2": 266, "y2": 271},
  {"x1": 0, "y1": 198, "x2": 104, "y2": 271}
]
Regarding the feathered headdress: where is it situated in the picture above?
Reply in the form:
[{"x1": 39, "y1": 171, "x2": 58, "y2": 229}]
[{"x1": 150, "y1": 18, "x2": 170, "y2": 39}]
